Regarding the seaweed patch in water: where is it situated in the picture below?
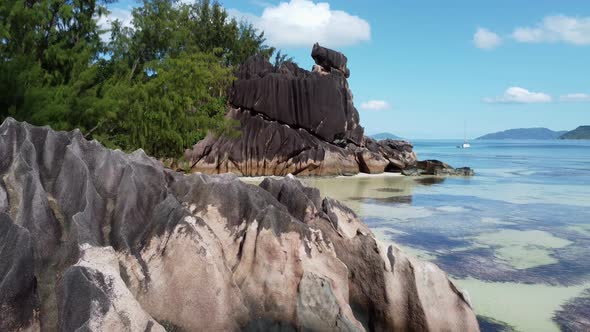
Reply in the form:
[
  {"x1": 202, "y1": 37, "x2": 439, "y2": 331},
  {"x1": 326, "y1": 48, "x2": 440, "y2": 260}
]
[
  {"x1": 553, "y1": 288, "x2": 590, "y2": 332},
  {"x1": 358, "y1": 194, "x2": 590, "y2": 286},
  {"x1": 433, "y1": 245, "x2": 590, "y2": 286},
  {"x1": 375, "y1": 188, "x2": 404, "y2": 193},
  {"x1": 477, "y1": 315, "x2": 515, "y2": 332},
  {"x1": 348, "y1": 195, "x2": 413, "y2": 205},
  {"x1": 414, "y1": 177, "x2": 447, "y2": 186},
  {"x1": 393, "y1": 231, "x2": 471, "y2": 251}
]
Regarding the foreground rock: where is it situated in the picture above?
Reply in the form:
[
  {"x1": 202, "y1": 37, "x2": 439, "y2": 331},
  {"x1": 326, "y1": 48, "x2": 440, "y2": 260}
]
[
  {"x1": 0, "y1": 119, "x2": 479, "y2": 331},
  {"x1": 186, "y1": 44, "x2": 418, "y2": 176}
]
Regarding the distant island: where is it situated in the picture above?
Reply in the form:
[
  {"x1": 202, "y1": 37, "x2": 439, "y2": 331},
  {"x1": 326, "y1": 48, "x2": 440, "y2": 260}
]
[
  {"x1": 371, "y1": 132, "x2": 403, "y2": 140},
  {"x1": 560, "y1": 126, "x2": 590, "y2": 140},
  {"x1": 477, "y1": 128, "x2": 567, "y2": 140}
]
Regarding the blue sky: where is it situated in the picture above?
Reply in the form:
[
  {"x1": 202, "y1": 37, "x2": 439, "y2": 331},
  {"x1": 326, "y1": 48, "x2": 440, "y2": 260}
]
[{"x1": 107, "y1": 0, "x2": 590, "y2": 138}]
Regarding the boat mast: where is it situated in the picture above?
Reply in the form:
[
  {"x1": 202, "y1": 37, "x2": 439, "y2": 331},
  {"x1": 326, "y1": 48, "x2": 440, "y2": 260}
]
[{"x1": 463, "y1": 120, "x2": 466, "y2": 144}]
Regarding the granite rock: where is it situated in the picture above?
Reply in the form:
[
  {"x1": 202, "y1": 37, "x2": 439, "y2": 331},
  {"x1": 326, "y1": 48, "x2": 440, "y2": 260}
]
[
  {"x1": 188, "y1": 44, "x2": 420, "y2": 176},
  {"x1": 0, "y1": 119, "x2": 479, "y2": 331}
]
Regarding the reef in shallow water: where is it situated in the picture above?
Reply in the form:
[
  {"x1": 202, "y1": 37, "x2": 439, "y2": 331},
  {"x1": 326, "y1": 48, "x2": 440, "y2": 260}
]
[{"x1": 553, "y1": 289, "x2": 590, "y2": 332}]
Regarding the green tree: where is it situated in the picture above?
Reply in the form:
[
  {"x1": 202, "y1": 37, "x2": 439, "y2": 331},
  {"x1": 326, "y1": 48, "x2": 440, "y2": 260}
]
[
  {"x1": 0, "y1": 0, "x2": 283, "y2": 160},
  {"x1": 0, "y1": 0, "x2": 112, "y2": 130},
  {"x1": 96, "y1": 52, "x2": 235, "y2": 158}
]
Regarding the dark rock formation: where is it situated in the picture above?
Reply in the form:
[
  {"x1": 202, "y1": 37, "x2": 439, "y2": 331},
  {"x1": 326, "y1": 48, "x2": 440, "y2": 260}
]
[
  {"x1": 186, "y1": 108, "x2": 360, "y2": 176},
  {"x1": 230, "y1": 48, "x2": 362, "y2": 144},
  {"x1": 311, "y1": 42, "x2": 350, "y2": 78},
  {"x1": 0, "y1": 119, "x2": 479, "y2": 331},
  {"x1": 186, "y1": 44, "x2": 418, "y2": 176},
  {"x1": 402, "y1": 159, "x2": 475, "y2": 176},
  {"x1": 364, "y1": 137, "x2": 417, "y2": 172}
]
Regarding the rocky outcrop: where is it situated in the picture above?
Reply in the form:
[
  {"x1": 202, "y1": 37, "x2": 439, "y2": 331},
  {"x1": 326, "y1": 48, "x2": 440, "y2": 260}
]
[
  {"x1": 186, "y1": 44, "x2": 418, "y2": 176},
  {"x1": 311, "y1": 42, "x2": 350, "y2": 78},
  {"x1": 0, "y1": 118, "x2": 479, "y2": 331},
  {"x1": 186, "y1": 108, "x2": 360, "y2": 176},
  {"x1": 402, "y1": 160, "x2": 475, "y2": 176}
]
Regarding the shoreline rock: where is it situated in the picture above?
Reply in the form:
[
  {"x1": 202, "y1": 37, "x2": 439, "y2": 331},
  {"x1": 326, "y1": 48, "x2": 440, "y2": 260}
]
[
  {"x1": 186, "y1": 44, "x2": 422, "y2": 177},
  {"x1": 402, "y1": 159, "x2": 475, "y2": 176},
  {"x1": 0, "y1": 118, "x2": 479, "y2": 331}
]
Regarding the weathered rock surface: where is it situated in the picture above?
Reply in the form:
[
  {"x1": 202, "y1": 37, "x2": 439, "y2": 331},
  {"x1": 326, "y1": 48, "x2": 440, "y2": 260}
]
[
  {"x1": 186, "y1": 44, "x2": 419, "y2": 176},
  {"x1": 186, "y1": 108, "x2": 360, "y2": 176},
  {"x1": 230, "y1": 48, "x2": 362, "y2": 144},
  {"x1": 0, "y1": 119, "x2": 479, "y2": 331}
]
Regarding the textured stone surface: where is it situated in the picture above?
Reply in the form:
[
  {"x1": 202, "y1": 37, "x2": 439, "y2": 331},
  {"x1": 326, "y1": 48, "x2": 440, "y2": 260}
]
[
  {"x1": 0, "y1": 119, "x2": 479, "y2": 331},
  {"x1": 230, "y1": 49, "x2": 362, "y2": 145},
  {"x1": 0, "y1": 213, "x2": 39, "y2": 332},
  {"x1": 187, "y1": 108, "x2": 360, "y2": 176},
  {"x1": 188, "y1": 44, "x2": 419, "y2": 176}
]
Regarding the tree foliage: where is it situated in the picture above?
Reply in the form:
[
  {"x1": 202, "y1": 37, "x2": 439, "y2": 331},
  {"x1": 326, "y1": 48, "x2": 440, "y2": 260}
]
[{"x1": 0, "y1": 0, "x2": 278, "y2": 158}]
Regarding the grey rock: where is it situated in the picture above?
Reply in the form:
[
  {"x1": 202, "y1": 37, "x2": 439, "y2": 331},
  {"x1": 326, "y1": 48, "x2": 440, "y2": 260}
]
[
  {"x1": 0, "y1": 213, "x2": 39, "y2": 332},
  {"x1": 0, "y1": 118, "x2": 479, "y2": 331}
]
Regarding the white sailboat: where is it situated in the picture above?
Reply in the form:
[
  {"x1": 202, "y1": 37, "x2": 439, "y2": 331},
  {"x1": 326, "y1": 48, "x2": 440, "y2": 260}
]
[
  {"x1": 459, "y1": 141, "x2": 471, "y2": 149},
  {"x1": 457, "y1": 122, "x2": 471, "y2": 149}
]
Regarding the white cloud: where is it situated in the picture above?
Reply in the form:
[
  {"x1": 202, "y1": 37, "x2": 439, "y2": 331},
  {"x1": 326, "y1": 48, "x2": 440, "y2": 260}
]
[
  {"x1": 229, "y1": 0, "x2": 370, "y2": 47},
  {"x1": 560, "y1": 93, "x2": 590, "y2": 102},
  {"x1": 484, "y1": 87, "x2": 552, "y2": 104},
  {"x1": 512, "y1": 15, "x2": 590, "y2": 45},
  {"x1": 360, "y1": 100, "x2": 391, "y2": 111},
  {"x1": 97, "y1": 7, "x2": 133, "y2": 42},
  {"x1": 473, "y1": 27, "x2": 502, "y2": 50}
]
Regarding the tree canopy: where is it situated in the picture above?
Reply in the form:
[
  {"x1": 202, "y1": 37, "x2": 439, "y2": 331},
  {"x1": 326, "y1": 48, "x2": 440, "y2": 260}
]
[{"x1": 0, "y1": 0, "x2": 278, "y2": 158}]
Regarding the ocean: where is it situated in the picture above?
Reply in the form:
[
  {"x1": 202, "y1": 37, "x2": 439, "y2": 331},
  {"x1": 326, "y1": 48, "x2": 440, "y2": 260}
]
[{"x1": 303, "y1": 139, "x2": 590, "y2": 332}]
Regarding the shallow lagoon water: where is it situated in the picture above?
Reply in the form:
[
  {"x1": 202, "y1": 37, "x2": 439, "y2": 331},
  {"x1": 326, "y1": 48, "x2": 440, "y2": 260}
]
[{"x1": 302, "y1": 139, "x2": 590, "y2": 332}]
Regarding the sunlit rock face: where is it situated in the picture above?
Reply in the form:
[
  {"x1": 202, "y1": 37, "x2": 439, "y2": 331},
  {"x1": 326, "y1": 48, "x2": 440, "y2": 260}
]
[
  {"x1": 186, "y1": 44, "x2": 417, "y2": 176},
  {"x1": 0, "y1": 119, "x2": 478, "y2": 331}
]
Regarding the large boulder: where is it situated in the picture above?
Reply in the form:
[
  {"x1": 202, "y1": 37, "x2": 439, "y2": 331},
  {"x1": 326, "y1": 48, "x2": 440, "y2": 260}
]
[
  {"x1": 364, "y1": 137, "x2": 417, "y2": 171},
  {"x1": 0, "y1": 118, "x2": 479, "y2": 331},
  {"x1": 187, "y1": 43, "x2": 420, "y2": 176},
  {"x1": 311, "y1": 42, "x2": 350, "y2": 77},
  {"x1": 230, "y1": 49, "x2": 363, "y2": 145}
]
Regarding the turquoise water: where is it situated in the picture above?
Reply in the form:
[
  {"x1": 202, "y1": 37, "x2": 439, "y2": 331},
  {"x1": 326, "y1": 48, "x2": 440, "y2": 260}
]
[{"x1": 303, "y1": 139, "x2": 590, "y2": 332}]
